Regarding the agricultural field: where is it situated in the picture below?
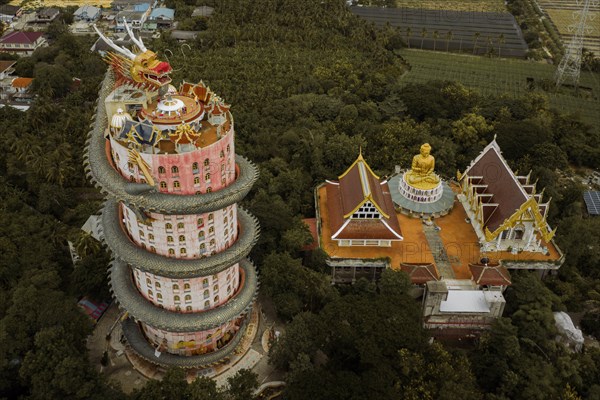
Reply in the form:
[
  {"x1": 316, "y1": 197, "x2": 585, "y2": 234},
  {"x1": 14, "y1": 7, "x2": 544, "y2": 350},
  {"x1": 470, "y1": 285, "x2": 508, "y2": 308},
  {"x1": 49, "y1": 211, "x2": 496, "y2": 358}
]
[
  {"x1": 8, "y1": 0, "x2": 112, "y2": 6},
  {"x1": 395, "y1": 0, "x2": 506, "y2": 13},
  {"x1": 398, "y1": 49, "x2": 600, "y2": 129},
  {"x1": 352, "y1": 7, "x2": 528, "y2": 57},
  {"x1": 538, "y1": 1, "x2": 600, "y2": 55}
]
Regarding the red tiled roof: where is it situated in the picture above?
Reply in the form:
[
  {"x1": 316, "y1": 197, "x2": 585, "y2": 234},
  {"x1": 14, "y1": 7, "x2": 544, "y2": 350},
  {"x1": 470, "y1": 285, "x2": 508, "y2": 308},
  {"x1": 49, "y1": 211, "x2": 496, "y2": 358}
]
[
  {"x1": 0, "y1": 60, "x2": 16, "y2": 73},
  {"x1": 326, "y1": 180, "x2": 402, "y2": 241},
  {"x1": 461, "y1": 141, "x2": 528, "y2": 232},
  {"x1": 12, "y1": 77, "x2": 33, "y2": 88},
  {"x1": 400, "y1": 263, "x2": 439, "y2": 285},
  {"x1": 469, "y1": 263, "x2": 511, "y2": 286},
  {"x1": 0, "y1": 31, "x2": 44, "y2": 45},
  {"x1": 302, "y1": 218, "x2": 318, "y2": 251}
]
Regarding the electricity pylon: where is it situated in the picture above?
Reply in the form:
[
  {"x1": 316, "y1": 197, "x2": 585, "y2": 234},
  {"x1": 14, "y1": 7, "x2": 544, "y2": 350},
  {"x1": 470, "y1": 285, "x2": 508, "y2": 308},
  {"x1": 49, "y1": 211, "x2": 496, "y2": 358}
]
[{"x1": 555, "y1": 0, "x2": 599, "y2": 88}]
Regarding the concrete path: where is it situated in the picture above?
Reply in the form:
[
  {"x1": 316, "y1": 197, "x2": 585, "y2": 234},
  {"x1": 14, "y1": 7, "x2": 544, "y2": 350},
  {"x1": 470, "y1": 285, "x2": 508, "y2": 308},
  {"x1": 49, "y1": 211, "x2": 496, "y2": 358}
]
[{"x1": 423, "y1": 225, "x2": 455, "y2": 279}]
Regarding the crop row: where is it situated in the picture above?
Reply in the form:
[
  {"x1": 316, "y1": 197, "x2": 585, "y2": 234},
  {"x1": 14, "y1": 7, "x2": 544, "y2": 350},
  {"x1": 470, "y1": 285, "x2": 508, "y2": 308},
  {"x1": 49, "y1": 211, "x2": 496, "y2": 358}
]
[{"x1": 398, "y1": 49, "x2": 600, "y2": 128}]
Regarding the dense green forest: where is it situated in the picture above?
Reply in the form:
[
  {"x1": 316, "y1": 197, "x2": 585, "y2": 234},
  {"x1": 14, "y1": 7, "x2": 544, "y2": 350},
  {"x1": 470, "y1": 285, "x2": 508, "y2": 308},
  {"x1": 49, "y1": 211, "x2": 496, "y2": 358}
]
[{"x1": 0, "y1": 0, "x2": 599, "y2": 398}]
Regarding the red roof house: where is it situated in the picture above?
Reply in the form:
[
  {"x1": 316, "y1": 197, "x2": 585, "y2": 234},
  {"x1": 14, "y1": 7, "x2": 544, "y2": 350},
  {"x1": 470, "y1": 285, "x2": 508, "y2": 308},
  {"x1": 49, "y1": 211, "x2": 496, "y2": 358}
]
[{"x1": 0, "y1": 31, "x2": 46, "y2": 55}]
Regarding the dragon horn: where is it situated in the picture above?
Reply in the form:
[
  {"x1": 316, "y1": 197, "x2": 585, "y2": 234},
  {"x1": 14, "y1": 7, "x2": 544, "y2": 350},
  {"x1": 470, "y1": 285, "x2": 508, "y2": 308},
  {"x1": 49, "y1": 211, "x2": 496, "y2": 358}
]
[
  {"x1": 93, "y1": 25, "x2": 136, "y2": 59},
  {"x1": 123, "y1": 18, "x2": 147, "y2": 53}
]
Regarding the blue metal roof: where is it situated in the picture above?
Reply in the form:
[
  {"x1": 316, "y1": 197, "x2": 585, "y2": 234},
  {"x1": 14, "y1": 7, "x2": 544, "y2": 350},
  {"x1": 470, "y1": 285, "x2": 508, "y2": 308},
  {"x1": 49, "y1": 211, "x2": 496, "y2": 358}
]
[
  {"x1": 150, "y1": 7, "x2": 174, "y2": 19},
  {"x1": 133, "y1": 3, "x2": 150, "y2": 12}
]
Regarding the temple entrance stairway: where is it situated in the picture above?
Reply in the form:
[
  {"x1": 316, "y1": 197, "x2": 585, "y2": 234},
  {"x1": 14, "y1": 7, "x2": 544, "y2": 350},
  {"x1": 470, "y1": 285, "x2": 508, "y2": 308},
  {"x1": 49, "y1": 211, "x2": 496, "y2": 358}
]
[{"x1": 423, "y1": 224, "x2": 455, "y2": 279}]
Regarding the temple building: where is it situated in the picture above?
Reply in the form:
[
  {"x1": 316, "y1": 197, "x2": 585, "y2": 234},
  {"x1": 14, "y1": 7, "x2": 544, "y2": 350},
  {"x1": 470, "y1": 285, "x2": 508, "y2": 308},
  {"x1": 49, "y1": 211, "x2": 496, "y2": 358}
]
[
  {"x1": 86, "y1": 24, "x2": 259, "y2": 369},
  {"x1": 457, "y1": 139, "x2": 556, "y2": 254},
  {"x1": 314, "y1": 140, "x2": 563, "y2": 338},
  {"x1": 324, "y1": 151, "x2": 402, "y2": 247}
]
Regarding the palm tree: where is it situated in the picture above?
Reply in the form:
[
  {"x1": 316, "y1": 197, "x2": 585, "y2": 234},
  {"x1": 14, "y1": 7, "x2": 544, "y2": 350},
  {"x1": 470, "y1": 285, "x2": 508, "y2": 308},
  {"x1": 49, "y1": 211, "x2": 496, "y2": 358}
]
[
  {"x1": 406, "y1": 26, "x2": 412, "y2": 49},
  {"x1": 445, "y1": 30, "x2": 453, "y2": 52},
  {"x1": 74, "y1": 231, "x2": 101, "y2": 258},
  {"x1": 432, "y1": 30, "x2": 440, "y2": 51},
  {"x1": 486, "y1": 36, "x2": 494, "y2": 56},
  {"x1": 472, "y1": 32, "x2": 481, "y2": 55},
  {"x1": 498, "y1": 33, "x2": 506, "y2": 57},
  {"x1": 420, "y1": 28, "x2": 428, "y2": 50}
]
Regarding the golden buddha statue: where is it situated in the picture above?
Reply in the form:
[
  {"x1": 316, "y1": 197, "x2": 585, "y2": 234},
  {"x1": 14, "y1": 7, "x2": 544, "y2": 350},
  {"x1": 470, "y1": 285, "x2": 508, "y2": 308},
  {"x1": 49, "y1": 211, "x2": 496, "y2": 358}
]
[{"x1": 404, "y1": 143, "x2": 441, "y2": 190}]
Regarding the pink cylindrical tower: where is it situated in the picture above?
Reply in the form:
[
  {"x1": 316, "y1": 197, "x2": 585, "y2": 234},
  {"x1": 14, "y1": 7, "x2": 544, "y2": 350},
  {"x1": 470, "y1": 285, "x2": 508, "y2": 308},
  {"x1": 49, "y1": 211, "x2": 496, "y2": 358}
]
[{"x1": 86, "y1": 27, "x2": 259, "y2": 367}]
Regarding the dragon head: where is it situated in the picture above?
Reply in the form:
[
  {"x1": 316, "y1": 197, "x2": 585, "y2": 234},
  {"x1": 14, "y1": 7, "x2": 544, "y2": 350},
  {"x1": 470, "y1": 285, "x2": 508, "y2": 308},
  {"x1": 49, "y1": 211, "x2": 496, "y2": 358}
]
[{"x1": 94, "y1": 20, "x2": 172, "y2": 89}]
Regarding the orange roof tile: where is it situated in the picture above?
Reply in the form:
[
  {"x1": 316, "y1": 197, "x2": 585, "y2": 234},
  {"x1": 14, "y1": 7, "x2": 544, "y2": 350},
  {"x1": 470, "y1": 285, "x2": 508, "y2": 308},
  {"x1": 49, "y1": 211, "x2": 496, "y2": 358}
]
[{"x1": 11, "y1": 77, "x2": 33, "y2": 88}]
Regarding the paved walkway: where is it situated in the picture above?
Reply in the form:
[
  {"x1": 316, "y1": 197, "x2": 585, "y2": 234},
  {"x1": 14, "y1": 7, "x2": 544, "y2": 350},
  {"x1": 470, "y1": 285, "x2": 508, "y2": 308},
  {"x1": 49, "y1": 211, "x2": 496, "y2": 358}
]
[
  {"x1": 423, "y1": 225, "x2": 455, "y2": 279},
  {"x1": 87, "y1": 297, "x2": 285, "y2": 394}
]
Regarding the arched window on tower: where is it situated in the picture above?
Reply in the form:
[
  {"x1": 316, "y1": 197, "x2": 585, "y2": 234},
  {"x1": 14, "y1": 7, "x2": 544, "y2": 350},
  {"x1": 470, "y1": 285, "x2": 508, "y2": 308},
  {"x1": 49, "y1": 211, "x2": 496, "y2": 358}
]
[
  {"x1": 180, "y1": 248, "x2": 187, "y2": 255},
  {"x1": 204, "y1": 158, "x2": 210, "y2": 167},
  {"x1": 185, "y1": 294, "x2": 192, "y2": 302},
  {"x1": 171, "y1": 166, "x2": 179, "y2": 175},
  {"x1": 205, "y1": 172, "x2": 211, "y2": 181},
  {"x1": 158, "y1": 166, "x2": 166, "y2": 174},
  {"x1": 157, "y1": 293, "x2": 162, "y2": 300},
  {"x1": 168, "y1": 248, "x2": 175, "y2": 256},
  {"x1": 204, "y1": 300, "x2": 210, "y2": 308},
  {"x1": 177, "y1": 222, "x2": 184, "y2": 230},
  {"x1": 146, "y1": 278, "x2": 151, "y2": 285},
  {"x1": 203, "y1": 290, "x2": 209, "y2": 299},
  {"x1": 174, "y1": 295, "x2": 180, "y2": 302},
  {"x1": 202, "y1": 278, "x2": 208, "y2": 288},
  {"x1": 155, "y1": 282, "x2": 161, "y2": 289},
  {"x1": 208, "y1": 213, "x2": 214, "y2": 221},
  {"x1": 167, "y1": 235, "x2": 174, "y2": 243},
  {"x1": 198, "y1": 230, "x2": 205, "y2": 239},
  {"x1": 208, "y1": 227, "x2": 214, "y2": 234},
  {"x1": 194, "y1": 177, "x2": 200, "y2": 185},
  {"x1": 173, "y1": 181, "x2": 181, "y2": 189},
  {"x1": 186, "y1": 305, "x2": 192, "y2": 312},
  {"x1": 166, "y1": 223, "x2": 173, "y2": 231},
  {"x1": 219, "y1": 150, "x2": 224, "y2": 158},
  {"x1": 214, "y1": 295, "x2": 219, "y2": 303},
  {"x1": 192, "y1": 162, "x2": 199, "y2": 174},
  {"x1": 184, "y1": 283, "x2": 191, "y2": 291},
  {"x1": 172, "y1": 284, "x2": 179, "y2": 291},
  {"x1": 206, "y1": 187, "x2": 212, "y2": 193},
  {"x1": 179, "y1": 235, "x2": 186, "y2": 243}
]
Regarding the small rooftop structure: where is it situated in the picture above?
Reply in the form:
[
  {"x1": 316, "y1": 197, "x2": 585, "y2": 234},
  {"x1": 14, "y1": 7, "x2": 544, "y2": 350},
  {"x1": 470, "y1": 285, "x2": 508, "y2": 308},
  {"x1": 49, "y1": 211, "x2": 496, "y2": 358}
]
[
  {"x1": 170, "y1": 30, "x2": 199, "y2": 41},
  {"x1": 0, "y1": 5, "x2": 21, "y2": 22},
  {"x1": 192, "y1": 5, "x2": 214, "y2": 18},
  {"x1": 32, "y1": 7, "x2": 60, "y2": 23},
  {"x1": 12, "y1": 77, "x2": 33, "y2": 89},
  {"x1": 469, "y1": 263, "x2": 511, "y2": 287},
  {"x1": 149, "y1": 7, "x2": 174, "y2": 20},
  {"x1": 0, "y1": 60, "x2": 16, "y2": 77},
  {"x1": 584, "y1": 191, "x2": 600, "y2": 216},
  {"x1": 74, "y1": 5, "x2": 101, "y2": 21},
  {"x1": 440, "y1": 290, "x2": 491, "y2": 313},
  {"x1": 400, "y1": 263, "x2": 439, "y2": 285}
]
